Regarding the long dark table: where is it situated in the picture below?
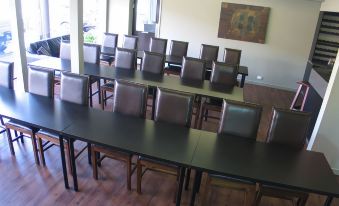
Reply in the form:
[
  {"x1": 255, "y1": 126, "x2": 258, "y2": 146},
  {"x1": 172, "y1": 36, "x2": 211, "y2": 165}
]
[
  {"x1": 189, "y1": 131, "x2": 339, "y2": 206},
  {"x1": 100, "y1": 47, "x2": 248, "y2": 87}
]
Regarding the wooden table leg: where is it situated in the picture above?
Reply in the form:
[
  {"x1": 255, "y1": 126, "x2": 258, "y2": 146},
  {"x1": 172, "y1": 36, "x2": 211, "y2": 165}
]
[
  {"x1": 324, "y1": 197, "x2": 333, "y2": 206},
  {"x1": 59, "y1": 135, "x2": 69, "y2": 189},
  {"x1": 176, "y1": 167, "x2": 186, "y2": 206},
  {"x1": 69, "y1": 138, "x2": 78, "y2": 191}
]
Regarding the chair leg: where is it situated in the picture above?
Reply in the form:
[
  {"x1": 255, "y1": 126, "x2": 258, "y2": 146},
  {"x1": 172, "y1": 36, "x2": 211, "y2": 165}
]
[
  {"x1": 20, "y1": 132, "x2": 24, "y2": 143},
  {"x1": 198, "y1": 106, "x2": 205, "y2": 130},
  {"x1": 97, "y1": 81, "x2": 101, "y2": 105},
  {"x1": 137, "y1": 158, "x2": 142, "y2": 194},
  {"x1": 127, "y1": 156, "x2": 132, "y2": 190},
  {"x1": 65, "y1": 143, "x2": 73, "y2": 175},
  {"x1": 185, "y1": 168, "x2": 191, "y2": 190},
  {"x1": 254, "y1": 190, "x2": 262, "y2": 206},
  {"x1": 87, "y1": 143, "x2": 92, "y2": 165},
  {"x1": 204, "y1": 110, "x2": 208, "y2": 121},
  {"x1": 89, "y1": 83, "x2": 93, "y2": 107},
  {"x1": 101, "y1": 89, "x2": 105, "y2": 110},
  {"x1": 30, "y1": 132, "x2": 40, "y2": 165},
  {"x1": 6, "y1": 128, "x2": 15, "y2": 155},
  {"x1": 37, "y1": 137, "x2": 46, "y2": 166},
  {"x1": 297, "y1": 194, "x2": 308, "y2": 206},
  {"x1": 244, "y1": 186, "x2": 256, "y2": 206},
  {"x1": 92, "y1": 149, "x2": 98, "y2": 180}
]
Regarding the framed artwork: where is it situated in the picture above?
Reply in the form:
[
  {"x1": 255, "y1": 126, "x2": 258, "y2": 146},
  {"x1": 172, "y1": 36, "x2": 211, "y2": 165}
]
[{"x1": 218, "y1": 2, "x2": 270, "y2": 44}]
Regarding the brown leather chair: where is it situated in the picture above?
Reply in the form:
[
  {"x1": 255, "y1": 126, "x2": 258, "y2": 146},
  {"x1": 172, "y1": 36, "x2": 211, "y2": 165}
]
[
  {"x1": 149, "y1": 37, "x2": 167, "y2": 55},
  {"x1": 137, "y1": 88, "x2": 194, "y2": 194},
  {"x1": 198, "y1": 62, "x2": 238, "y2": 128},
  {"x1": 165, "y1": 40, "x2": 189, "y2": 75},
  {"x1": 36, "y1": 72, "x2": 89, "y2": 172},
  {"x1": 100, "y1": 32, "x2": 118, "y2": 65},
  {"x1": 5, "y1": 66, "x2": 54, "y2": 165},
  {"x1": 122, "y1": 35, "x2": 138, "y2": 50},
  {"x1": 101, "y1": 48, "x2": 137, "y2": 109},
  {"x1": 92, "y1": 80, "x2": 148, "y2": 190},
  {"x1": 201, "y1": 100, "x2": 262, "y2": 206},
  {"x1": 200, "y1": 44, "x2": 219, "y2": 63},
  {"x1": 180, "y1": 56, "x2": 206, "y2": 81},
  {"x1": 223, "y1": 48, "x2": 242, "y2": 66},
  {"x1": 255, "y1": 108, "x2": 312, "y2": 206},
  {"x1": 141, "y1": 51, "x2": 165, "y2": 75}
]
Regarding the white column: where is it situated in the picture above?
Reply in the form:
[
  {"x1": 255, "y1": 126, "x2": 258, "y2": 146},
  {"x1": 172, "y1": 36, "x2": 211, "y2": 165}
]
[
  {"x1": 307, "y1": 51, "x2": 339, "y2": 175},
  {"x1": 40, "y1": 0, "x2": 50, "y2": 38},
  {"x1": 10, "y1": 0, "x2": 28, "y2": 91},
  {"x1": 70, "y1": 0, "x2": 84, "y2": 74}
]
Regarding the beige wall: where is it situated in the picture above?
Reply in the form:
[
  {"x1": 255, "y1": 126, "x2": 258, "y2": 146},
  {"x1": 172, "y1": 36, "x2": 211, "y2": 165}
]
[
  {"x1": 320, "y1": 0, "x2": 339, "y2": 12},
  {"x1": 159, "y1": 0, "x2": 321, "y2": 90}
]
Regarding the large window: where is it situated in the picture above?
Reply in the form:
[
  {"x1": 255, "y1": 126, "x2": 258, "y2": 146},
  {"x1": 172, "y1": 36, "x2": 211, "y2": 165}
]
[
  {"x1": 0, "y1": 0, "x2": 13, "y2": 56},
  {"x1": 49, "y1": 0, "x2": 70, "y2": 38},
  {"x1": 83, "y1": 0, "x2": 107, "y2": 43}
]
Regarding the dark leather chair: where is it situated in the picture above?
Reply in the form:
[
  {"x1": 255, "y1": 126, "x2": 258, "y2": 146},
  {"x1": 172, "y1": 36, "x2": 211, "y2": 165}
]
[
  {"x1": 101, "y1": 48, "x2": 137, "y2": 109},
  {"x1": 149, "y1": 37, "x2": 167, "y2": 55},
  {"x1": 100, "y1": 33, "x2": 118, "y2": 65},
  {"x1": 164, "y1": 40, "x2": 188, "y2": 75},
  {"x1": 180, "y1": 56, "x2": 206, "y2": 81},
  {"x1": 0, "y1": 61, "x2": 14, "y2": 135},
  {"x1": 198, "y1": 62, "x2": 238, "y2": 128},
  {"x1": 200, "y1": 44, "x2": 219, "y2": 64},
  {"x1": 5, "y1": 66, "x2": 55, "y2": 165},
  {"x1": 122, "y1": 35, "x2": 138, "y2": 50},
  {"x1": 141, "y1": 51, "x2": 165, "y2": 74},
  {"x1": 36, "y1": 72, "x2": 89, "y2": 173},
  {"x1": 223, "y1": 48, "x2": 242, "y2": 66},
  {"x1": 92, "y1": 80, "x2": 148, "y2": 190},
  {"x1": 137, "y1": 88, "x2": 194, "y2": 194},
  {"x1": 255, "y1": 108, "x2": 312, "y2": 206},
  {"x1": 201, "y1": 100, "x2": 262, "y2": 206}
]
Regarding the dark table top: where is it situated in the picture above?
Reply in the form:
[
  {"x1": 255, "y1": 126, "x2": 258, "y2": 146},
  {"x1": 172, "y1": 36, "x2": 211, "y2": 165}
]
[
  {"x1": 0, "y1": 87, "x2": 83, "y2": 133},
  {"x1": 29, "y1": 57, "x2": 244, "y2": 101},
  {"x1": 101, "y1": 48, "x2": 248, "y2": 76},
  {"x1": 192, "y1": 131, "x2": 339, "y2": 197},
  {"x1": 62, "y1": 108, "x2": 201, "y2": 167}
]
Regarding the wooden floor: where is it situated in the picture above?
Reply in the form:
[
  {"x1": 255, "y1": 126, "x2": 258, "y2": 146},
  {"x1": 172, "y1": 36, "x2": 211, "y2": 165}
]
[{"x1": 0, "y1": 83, "x2": 337, "y2": 206}]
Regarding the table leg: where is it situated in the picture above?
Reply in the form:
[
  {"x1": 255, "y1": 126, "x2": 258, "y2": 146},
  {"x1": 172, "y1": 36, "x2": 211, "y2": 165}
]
[
  {"x1": 69, "y1": 138, "x2": 78, "y2": 191},
  {"x1": 59, "y1": 135, "x2": 69, "y2": 189},
  {"x1": 324, "y1": 197, "x2": 333, "y2": 206},
  {"x1": 176, "y1": 167, "x2": 186, "y2": 206},
  {"x1": 152, "y1": 87, "x2": 157, "y2": 120},
  {"x1": 190, "y1": 170, "x2": 202, "y2": 206},
  {"x1": 240, "y1": 74, "x2": 246, "y2": 88}
]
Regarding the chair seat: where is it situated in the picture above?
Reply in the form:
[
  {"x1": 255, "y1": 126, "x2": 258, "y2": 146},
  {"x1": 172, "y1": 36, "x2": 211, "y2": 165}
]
[
  {"x1": 100, "y1": 54, "x2": 114, "y2": 62},
  {"x1": 36, "y1": 129, "x2": 59, "y2": 139},
  {"x1": 101, "y1": 81, "x2": 115, "y2": 91},
  {"x1": 260, "y1": 184, "x2": 308, "y2": 195},
  {"x1": 165, "y1": 65, "x2": 181, "y2": 75},
  {"x1": 93, "y1": 144, "x2": 131, "y2": 160},
  {"x1": 139, "y1": 156, "x2": 178, "y2": 173},
  {"x1": 209, "y1": 173, "x2": 256, "y2": 185},
  {"x1": 5, "y1": 120, "x2": 33, "y2": 133}
]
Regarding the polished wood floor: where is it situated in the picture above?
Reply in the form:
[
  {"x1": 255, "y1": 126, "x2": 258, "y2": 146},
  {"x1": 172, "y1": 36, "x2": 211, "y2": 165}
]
[{"x1": 0, "y1": 82, "x2": 337, "y2": 206}]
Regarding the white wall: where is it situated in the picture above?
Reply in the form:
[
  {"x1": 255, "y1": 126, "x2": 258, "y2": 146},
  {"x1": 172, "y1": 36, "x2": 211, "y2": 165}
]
[
  {"x1": 159, "y1": 0, "x2": 321, "y2": 90},
  {"x1": 320, "y1": 0, "x2": 339, "y2": 12}
]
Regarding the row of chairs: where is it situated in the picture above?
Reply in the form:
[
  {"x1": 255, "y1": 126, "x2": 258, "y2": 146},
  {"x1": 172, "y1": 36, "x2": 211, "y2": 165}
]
[{"x1": 0, "y1": 61, "x2": 311, "y2": 206}]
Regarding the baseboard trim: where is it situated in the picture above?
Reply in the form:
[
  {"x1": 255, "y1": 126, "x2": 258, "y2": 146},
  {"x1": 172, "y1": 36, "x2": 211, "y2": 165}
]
[{"x1": 243, "y1": 79, "x2": 296, "y2": 92}]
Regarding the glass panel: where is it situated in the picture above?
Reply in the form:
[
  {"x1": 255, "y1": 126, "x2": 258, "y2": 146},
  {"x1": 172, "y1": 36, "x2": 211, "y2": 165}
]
[
  {"x1": 22, "y1": 0, "x2": 42, "y2": 47},
  {"x1": 135, "y1": 0, "x2": 159, "y2": 33},
  {"x1": 83, "y1": 0, "x2": 106, "y2": 43},
  {"x1": 49, "y1": 0, "x2": 70, "y2": 38},
  {"x1": 0, "y1": 0, "x2": 13, "y2": 57}
]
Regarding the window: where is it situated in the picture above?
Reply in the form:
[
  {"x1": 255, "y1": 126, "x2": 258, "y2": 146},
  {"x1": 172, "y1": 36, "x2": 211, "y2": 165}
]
[{"x1": 0, "y1": 0, "x2": 13, "y2": 56}]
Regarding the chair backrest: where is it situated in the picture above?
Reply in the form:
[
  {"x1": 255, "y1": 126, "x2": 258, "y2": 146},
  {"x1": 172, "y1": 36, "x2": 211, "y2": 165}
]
[
  {"x1": 83, "y1": 43, "x2": 101, "y2": 64},
  {"x1": 59, "y1": 41, "x2": 71, "y2": 60},
  {"x1": 169, "y1": 40, "x2": 188, "y2": 58},
  {"x1": 102, "y1": 33, "x2": 118, "y2": 49},
  {"x1": 210, "y1": 62, "x2": 238, "y2": 87},
  {"x1": 200, "y1": 44, "x2": 219, "y2": 62},
  {"x1": 141, "y1": 51, "x2": 165, "y2": 74},
  {"x1": 149, "y1": 37, "x2": 167, "y2": 54},
  {"x1": 60, "y1": 72, "x2": 89, "y2": 106},
  {"x1": 218, "y1": 100, "x2": 262, "y2": 139},
  {"x1": 266, "y1": 108, "x2": 311, "y2": 150},
  {"x1": 223, "y1": 48, "x2": 241, "y2": 66},
  {"x1": 60, "y1": 41, "x2": 101, "y2": 64},
  {"x1": 154, "y1": 88, "x2": 194, "y2": 127},
  {"x1": 0, "y1": 61, "x2": 14, "y2": 89},
  {"x1": 28, "y1": 66, "x2": 54, "y2": 98},
  {"x1": 114, "y1": 48, "x2": 137, "y2": 70},
  {"x1": 113, "y1": 80, "x2": 148, "y2": 118},
  {"x1": 180, "y1": 57, "x2": 205, "y2": 81},
  {"x1": 122, "y1": 35, "x2": 138, "y2": 50}
]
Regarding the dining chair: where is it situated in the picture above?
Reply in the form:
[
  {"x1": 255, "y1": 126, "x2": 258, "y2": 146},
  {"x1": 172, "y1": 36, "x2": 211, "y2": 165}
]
[
  {"x1": 198, "y1": 62, "x2": 238, "y2": 129},
  {"x1": 165, "y1": 40, "x2": 189, "y2": 75},
  {"x1": 201, "y1": 100, "x2": 262, "y2": 206},
  {"x1": 100, "y1": 32, "x2": 118, "y2": 65},
  {"x1": 101, "y1": 48, "x2": 137, "y2": 110},
  {"x1": 254, "y1": 108, "x2": 312, "y2": 206},
  {"x1": 36, "y1": 72, "x2": 89, "y2": 173},
  {"x1": 122, "y1": 35, "x2": 138, "y2": 50},
  {"x1": 141, "y1": 51, "x2": 165, "y2": 74},
  {"x1": 92, "y1": 80, "x2": 148, "y2": 190},
  {"x1": 5, "y1": 66, "x2": 54, "y2": 165},
  {"x1": 200, "y1": 44, "x2": 219, "y2": 63},
  {"x1": 180, "y1": 56, "x2": 206, "y2": 81},
  {"x1": 223, "y1": 48, "x2": 242, "y2": 66},
  {"x1": 0, "y1": 61, "x2": 14, "y2": 135},
  {"x1": 137, "y1": 88, "x2": 194, "y2": 195},
  {"x1": 149, "y1": 37, "x2": 168, "y2": 55}
]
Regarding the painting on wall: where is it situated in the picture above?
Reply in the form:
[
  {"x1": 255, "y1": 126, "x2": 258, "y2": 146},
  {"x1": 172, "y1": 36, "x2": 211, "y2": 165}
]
[{"x1": 218, "y1": 2, "x2": 270, "y2": 44}]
